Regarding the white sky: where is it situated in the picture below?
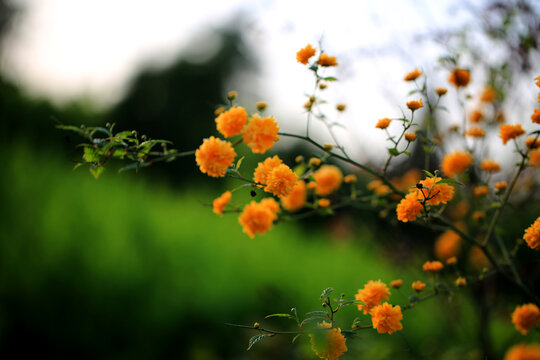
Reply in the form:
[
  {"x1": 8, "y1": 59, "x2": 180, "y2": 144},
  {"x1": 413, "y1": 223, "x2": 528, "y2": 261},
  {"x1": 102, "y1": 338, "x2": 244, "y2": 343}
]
[{"x1": 3, "y1": 0, "x2": 537, "y2": 168}]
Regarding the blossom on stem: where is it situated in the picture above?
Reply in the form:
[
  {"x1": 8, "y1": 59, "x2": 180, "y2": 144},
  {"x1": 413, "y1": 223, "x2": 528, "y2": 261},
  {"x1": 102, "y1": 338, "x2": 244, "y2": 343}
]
[
  {"x1": 512, "y1": 303, "x2": 540, "y2": 335},
  {"x1": 313, "y1": 165, "x2": 343, "y2": 196},
  {"x1": 195, "y1": 136, "x2": 236, "y2": 177},
  {"x1": 523, "y1": 217, "x2": 540, "y2": 250},
  {"x1": 441, "y1": 151, "x2": 473, "y2": 177},
  {"x1": 215, "y1": 106, "x2": 248, "y2": 137},
  {"x1": 370, "y1": 303, "x2": 403, "y2": 334},
  {"x1": 242, "y1": 113, "x2": 279, "y2": 153},
  {"x1": 296, "y1": 44, "x2": 316, "y2": 64},
  {"x1": 500, "y1": 124, "x2": 525, "y2": 145},
  {"x1": 212, "y1": 191, "x2": 231, "y2": 215},
  {"x1": 355, "y1": 280, "x2": 390, "y2": 314}
]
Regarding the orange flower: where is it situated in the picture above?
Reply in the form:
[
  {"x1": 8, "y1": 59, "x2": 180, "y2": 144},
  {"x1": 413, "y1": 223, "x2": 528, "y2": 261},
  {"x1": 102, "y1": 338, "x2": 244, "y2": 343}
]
[
  {"x1": 376, "y1": 118, "x2": 391, "y2": 129},
  {"x1": 254, "y1": 156, "x2": 283, "y2": 185},
  {"x1": 396, "y1": 192, "x2": 423, "y2": 223},
  {"x1": 355, "y1": 280, "x2": 391, "y2": 314},
  {"x1": 404, "y1": 68, "x2": 422, "y2": 81},
  {"x1": 436, "y1": 87, "x2": 448, "y2": 96},
  {"x1": 481, "y1": 86, "x2": 497, "y2": 102},
  {"x1": 390, "y1": 279, "x2": 403, "y2": 289},
  {"x1": 296, "y1": 44, "x2": 316, "y2": 65},
  {"x1": 449, "y1": 68, "x2": 470, "y2": 87},
  {"x1": 309, "y1": 322, "x2": 348, "y2": 360},
  {"x1": 512, "y1": 304, "x2": 540, "y2": 335},
  {"x1": 495, "y1": 181, "x2": 508, "y2": 193},
  {"x1": 344, "y1": 174, "x2": 357, "y2": 184},
  {"x1": 370, "y1": 303, "x2": 403, "y2": 334},
  {"x1": 313, "y1": 165, "x2": 343, "y2": 196},
  {"x1": 318, "y1": 53, "x2": 338, "y2": 67},
  {"x1": 336, "y1": 103, "x2": 346, "y2": 112},
  {"x1": 523, "y1": 217, "x2": 540, "y2": 250},
  {"x1": 536, "y1": 76, "x2": 540, "y2": 88},
  {"x1": 215, "y1": 106, "x2": 248, "y2": 137},
  {"x1": 446, "y1": 256, "x2": 458, "y2": 265},
  {"x1": 264, "y1": 164, "x2": 298, "y2": 197},
  {"x1": 500, "y1": 124, "x2": 525, "y2": 145},
  {"x1": 526, "y1": 137, "x2": 540, "y2": 149},
  {"x1": 441, "y1": 151, "x2": 473, "y2": 177},
  {"x1": 404, "y1": 132, "x2": 417, "y2": 142},
  {"x1": 474, "y1": 185, "x2": 489, "y2": 197},
  {"x1": 367, "y1": 179, "x2": 391, "y2": 196},
  {"x1": 473, "y1": 211, "x2": 486, "y2": 221},
  {"x1": 435, "y1": 230, "x2": 462, "y2": 261},
  {"x1": 280, "y1": 180, "x2": 307, "y2": 211},
  {"x1": 318, "y1": 198, "x2": 331, "y2": 208},
  {"x1": 415, "y1": 176, "x2": 455, "y2": 206},
  {"x1": 456, "y1": 277, "x2": 467, "y2": 287},
  {"x1": 195, "y1": 136, "x2": 236, "y2": 177},
  {"x1": 469, "y1": 245, "x2": 489, "y2": 270},
  {"x1": 212, "y1": 191, "x2": 231, "y2": 215},
  {"x1": 531, "y1": 149, "x2": 540, "y2": 167},
  {"x1": 505, "y1": 343, "x2": 540, "y2": 360},
  {"x1": 496, "y1": 110, "x2": 506, "y2": 123},
  {"x1": 242, "y1": 113, "x2": 280, "y2": 153},
  {"x1": 238, "y1": 198, "x2": 280, "y2": 238},
  {"x1": 412, "y1": 281, "x2": 426, "y2": 292},
  {"x1": 422, "y1": 260, "x2": 444, "y2": 273},
  {"x1": 531, "y1": 110, "x2": 540, "y2": 124},
  {"x1": 465, "y1": 127, "x2": 485, "y2": 137},
  {"x1": 470, "y1": 110, "x2": 484, "y2": 123},
  {"x1": 406, "y1": 98, "x2": 423, "y2": 111},
  {"x1": 480, "y1": 159, "x2": 501, "y2": 172}
]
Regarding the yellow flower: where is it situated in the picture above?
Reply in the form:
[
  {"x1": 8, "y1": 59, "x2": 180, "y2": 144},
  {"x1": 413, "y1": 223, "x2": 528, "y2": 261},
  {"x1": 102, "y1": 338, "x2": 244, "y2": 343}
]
[
  {"x1": 370, "y1": 303, "x2": 403, "y2": 334},
  {"x1": 412, "y1": 281, "x2": 426, "y2": 292},
  {"x1": 505, "y1": 343, "x2": 540, "y2": 360},
  {"x1": 296, "y1": 44, "x2": 316, "y2": 64},
  {"x1": 212, "y1": 191, "x2": 231, "y2": 215},
  {"x1": 215, "y1": 106, "x2": 248, "y2": 137},
  {"x1": 195, "y1": 136, "x2": 236, "y2": 177},
  {"x1": 404, "y1": 132, "x2": 417, "y2": 142},
  {"x1": 264, "y1": 163, "x2": 298, "y2": 198},
  {"x1": 376, "y1": 118, "x2": 391, "y2": 129},
  {"x1": 309, "y1": 157, "x2": 322, "y2": 167},
  {"x1": 415, "y1": 176, "x2": 455, "y2": 206},
  {"x1": 449, "y1": 68, "x2": 470, "y2": 87},
  {"x1": 355, "y1": 280, "x2": 390, "y2": 314},
  {"x1": 500, "y1": 124, "x2": 525, "y2": 145},
  {"x1": 254, "y1": 156, "x2": 283, "y2": 185},
  {"x1": 396, "y1": 192, "x2": 423, "y2": 223},
  {"x1": 242, "y1": 113, "x2": 280, "y2": 153},
  {"x1": 480, "y1": 159, "x2": 501, "y2": 172},
  {"x1": 238, "y1": 198, "x2": 280, "y2": 238},
  {"x1": 422, "y1": 260, "x2": 444, "y2": 273},
  {"x1": 441, "y1": 151, "x2": 473, "y2": 177},
  {"x1": 309, "y1": 322, "x2": 347, "y2": 360},
  {"x1": 523, "y1": 217, "x2": 540, "y2": 250},
  {"x1": 313, "y1": 165, "x2": 343, "y2": 196},
  {"x1": 406, "y1": 98, "x2": 423, "y2": 111},
  {"x1": 465, "y1": 127, "x2": 485, "y2": 137},
  {"x1": 435, "y1": 230, "x2": 462, "y2": 261},
  {"x1": 404, "y1": 68, "x2": 422, "y2": 81},
  {"x1": 318, "y1": 53, "x2": 338, "y2": 67},
  {"x1": 512, "y1": 303, "x2": 540, "y2": 335},
  {"x1": 280, "y1": 180, "x2": 307, "y2": 212}
]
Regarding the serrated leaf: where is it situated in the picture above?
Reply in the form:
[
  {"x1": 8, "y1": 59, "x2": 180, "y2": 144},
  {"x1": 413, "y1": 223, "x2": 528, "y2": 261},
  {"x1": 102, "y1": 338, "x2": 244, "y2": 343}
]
[
  {"x1": 388, "y1": 148, "x2": 399, "y2": 156},
  {"x1": 265, "y1": 313, "x2": 296, "y2": 320},
  {"x1": 320, "y1": 287, "x2": 334, "y2": 299},
  {"x1": 300, "y1": 316, "x2": 326, "y2": 327},
  {"x1": 89, "y1": 165, "x2": 104, "y2": 179},
  {"x1": 247, "y1": 334, "x2": 266, "y2": 351}
]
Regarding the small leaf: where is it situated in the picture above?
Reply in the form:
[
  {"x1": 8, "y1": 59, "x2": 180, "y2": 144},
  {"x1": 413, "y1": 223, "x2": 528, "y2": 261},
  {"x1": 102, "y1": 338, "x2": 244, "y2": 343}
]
[
  {"x1": 403, "y1": 150, "x2": 410, "y2": 156},
  {"x1": 320, "y1": 287, "x2": 334, "y2": 299},
  {"x1": 388, "y1": 148, "x2": 399, "y2": 156},
  {"x1": 306, "y1": 311, "x2": 328, "y2": 317},
  {"x1": 300, "y1": 316, "x2": 326, "y2": 327},
  {"x1": 265, "y1": 313, "x2": 296, "y2": 320},
  {"x1": 247, "y1": 334, "x2": 266, "y2": 351},
  {"x1": 115, "y1": 131, "x2": 133, "y2": 138},
  {"x1": 422, "y1": 169, "x2": 435, "y2": 177},
  {"x1": 435, "y1": 178, "x2": 462, "y2": 186},
  {"x1": 323, "y1": 76, "x2": 337, "y2": 81},
  {"x1": 90, "y1": 165, "x2": 104, "y2": 179},
  {"x1": 236, "y1": 156, "x2": 245, "y2": 171},
  {"x1": 83, "y1": 146, "x2": 100, "y2": 163}
]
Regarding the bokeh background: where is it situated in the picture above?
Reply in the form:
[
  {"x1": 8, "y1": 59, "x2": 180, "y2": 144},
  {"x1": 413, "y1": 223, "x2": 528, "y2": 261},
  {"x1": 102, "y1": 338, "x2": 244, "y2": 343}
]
[{"x1": 1, "y1": 0, "x2": 539, "y2": 359}]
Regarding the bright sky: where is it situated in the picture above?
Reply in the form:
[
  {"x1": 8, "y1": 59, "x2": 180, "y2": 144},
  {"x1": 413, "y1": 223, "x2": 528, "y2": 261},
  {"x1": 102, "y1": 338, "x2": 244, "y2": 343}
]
[{"x1": 7, "y1": 0, "x2": 532, "y2": 167}]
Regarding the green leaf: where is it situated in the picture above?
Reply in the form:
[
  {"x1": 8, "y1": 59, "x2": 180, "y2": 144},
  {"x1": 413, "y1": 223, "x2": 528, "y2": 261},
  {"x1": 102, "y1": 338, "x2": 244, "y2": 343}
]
[
  {"x1": 435, "y1": 178, "x2": 462, "y2": 186},
  {"x1": 247, "y1": 334, "x2": 266, "y2": 351},
  {"x1": 73, "y1": 163, "x2": 83, "y2": 170},
  {"x1": 115, "y1": 131, "x2": 133, "y2": 138},
  {"x1": 320, "y1": 287, "x2": 334, "y2": 299},
  {"x1": 56, "y1": 125, "x2": 85, "y2": 136},
  {"x1": 422, "y1": 169, "x2": 435, "y2": 177},
  {"x1": 306, "y1": 311, "x2": 328, "y2": 317},
  {"x1": 89, "y1": 165, "x2": 104, "y2": 179},
  {"x1": 322, "y1": 76, "x2": 337, "y2": 81},
  {"x1": 112, "y1": 149, "x2": 127, "y2": 159},
  {"x1": 265, "y1": 313, "x2": 296, "y2": 320},
  {"x1": 388, "y1": 148, "x2": 399, "y2": 156},
  {"x1": 83, "y1": 146, "x2": 100, "y2": 163},
  {"x1": 300, "y1": 316, "x2": 326, "y2": 327},
  {"x1": 235, "y1": 156, "x2": 245, "y2": 171},
  {"x1": 403, "y1": 150, "x2": 410, "y2": 156}
]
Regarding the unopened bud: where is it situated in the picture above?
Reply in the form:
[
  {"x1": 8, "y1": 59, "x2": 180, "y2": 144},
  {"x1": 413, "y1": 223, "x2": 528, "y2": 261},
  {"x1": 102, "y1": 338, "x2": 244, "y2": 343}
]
[
  {"x1": 227, "y1": 91, "x2": 238, "y2": 100},
  {"x1": 323, "y1": 143, "x2": 334, "y2": 151},
  {"x1": 256, "y1": 101, "x2": 267, "y2": 111},
  {"x1": 253, "y1": 322, "x2": 260, "y2": 328},
  {"x1": 295, "y1": 155, "x2": 304, "y2": 163}
]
